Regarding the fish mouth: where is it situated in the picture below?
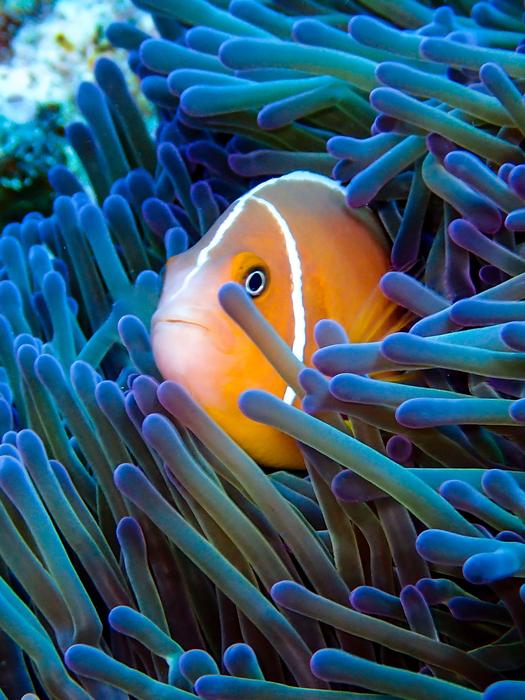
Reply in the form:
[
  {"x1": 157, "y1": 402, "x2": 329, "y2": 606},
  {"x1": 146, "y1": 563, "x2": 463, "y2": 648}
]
[
  {"x1": 156, "y1": 318, "x2": 209, "y2": 331},
  {"x1": 152, "y1": 315, "x2": 233, "y2": 352}
]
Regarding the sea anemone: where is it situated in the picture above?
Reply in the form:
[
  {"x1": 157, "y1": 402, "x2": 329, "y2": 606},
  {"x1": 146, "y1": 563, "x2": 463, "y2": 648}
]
[{"x1": 1, "y1": 0, "x2": 525, "y2": 698}]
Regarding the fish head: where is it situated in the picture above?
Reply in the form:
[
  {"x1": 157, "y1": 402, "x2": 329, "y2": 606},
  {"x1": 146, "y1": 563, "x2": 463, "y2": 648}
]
[{"x1": 151, "y1": 193, "x2": 303, "y2": 468}]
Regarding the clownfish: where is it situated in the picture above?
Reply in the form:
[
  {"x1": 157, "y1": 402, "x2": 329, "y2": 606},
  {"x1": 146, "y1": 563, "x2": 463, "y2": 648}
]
[{"x1": 151, "y1": 171, "x2": 400, "y2": 469}]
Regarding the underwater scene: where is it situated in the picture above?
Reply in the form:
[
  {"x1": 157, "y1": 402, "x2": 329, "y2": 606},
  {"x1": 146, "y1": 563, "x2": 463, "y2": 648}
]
[{"x1": 2, "y1": 0, "x2": 525, "y2": 698}]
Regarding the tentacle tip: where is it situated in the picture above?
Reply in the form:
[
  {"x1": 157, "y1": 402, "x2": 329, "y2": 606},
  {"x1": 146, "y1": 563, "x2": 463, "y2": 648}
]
[{"x1": 238, "y1": 389, "x2": 268, "y2": 419}]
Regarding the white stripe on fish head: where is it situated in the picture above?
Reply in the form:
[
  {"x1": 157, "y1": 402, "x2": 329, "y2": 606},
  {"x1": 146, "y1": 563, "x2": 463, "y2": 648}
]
[{"x1": 252, "y1": 195, "x2": 305, "y2": 406}]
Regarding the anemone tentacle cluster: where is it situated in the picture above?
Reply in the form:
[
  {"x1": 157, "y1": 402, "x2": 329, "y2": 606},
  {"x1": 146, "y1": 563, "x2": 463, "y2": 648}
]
[{"x1": 1, "y1": 0, "x2": 525, "y2": 698}]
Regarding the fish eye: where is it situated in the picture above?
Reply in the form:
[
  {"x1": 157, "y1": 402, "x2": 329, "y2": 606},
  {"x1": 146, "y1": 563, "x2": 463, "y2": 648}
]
[{"x1": 244, "y1": 268, "x2": 267, "y2": 297}]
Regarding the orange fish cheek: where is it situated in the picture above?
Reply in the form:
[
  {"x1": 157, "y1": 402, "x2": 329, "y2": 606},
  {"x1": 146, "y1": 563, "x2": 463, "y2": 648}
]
[
  {"x1": 207, "y1": 339, "x2": 303, "y2": 469},
  {"x1": 199, "y1": 332, "x2": 281, "y2": 423},
  {"x1": 153, "y1": 321, "x2": 302, "y2": 468}
]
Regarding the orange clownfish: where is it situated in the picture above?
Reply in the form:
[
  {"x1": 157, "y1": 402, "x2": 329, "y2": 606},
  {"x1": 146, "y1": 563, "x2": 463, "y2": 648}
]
[{"x1": 151, "y1": 171, "x2": 399, "y2": 469}]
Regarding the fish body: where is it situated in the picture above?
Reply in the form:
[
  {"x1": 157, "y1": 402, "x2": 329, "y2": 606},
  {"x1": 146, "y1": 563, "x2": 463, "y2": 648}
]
[{"x1": 152, "y1": 171, "x2": 396, "y2": 469}]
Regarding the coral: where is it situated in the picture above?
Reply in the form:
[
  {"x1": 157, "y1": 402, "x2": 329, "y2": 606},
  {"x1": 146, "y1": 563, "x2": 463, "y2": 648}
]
[
  {"x1": 0, "y1": 107, "x2": 65, "y2": 227},
  {"x1": 0, "y1": 2, "x2": 55, "y2": 61},
  {"x1": 0, "y1": 0, "x2": 155, "y2": 229},
  {"x1": 1, "y1": 0, "x2": 525, "y2": 698}
]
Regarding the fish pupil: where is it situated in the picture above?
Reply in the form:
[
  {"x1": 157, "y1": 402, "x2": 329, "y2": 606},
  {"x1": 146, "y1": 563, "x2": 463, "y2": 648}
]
[{"x1": 245, "y1": 268, "x2": 266, "y2": 297}]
